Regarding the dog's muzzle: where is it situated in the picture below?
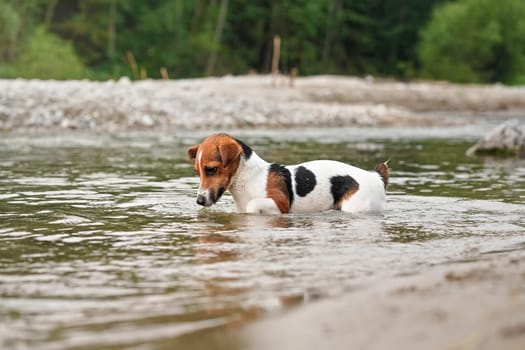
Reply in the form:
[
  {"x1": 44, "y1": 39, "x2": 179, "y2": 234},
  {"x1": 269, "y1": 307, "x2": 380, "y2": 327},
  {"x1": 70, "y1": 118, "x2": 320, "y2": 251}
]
[
  {"x1": 196, "y1": 187, "x2": 225, "y2": 207},
  {"x1": 196, "y1": 193, "x2": 211, "y2": 206}
]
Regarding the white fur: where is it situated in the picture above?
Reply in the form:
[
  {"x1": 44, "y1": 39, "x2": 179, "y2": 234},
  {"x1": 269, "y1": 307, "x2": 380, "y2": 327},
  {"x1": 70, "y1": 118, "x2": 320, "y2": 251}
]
[
  {"x1": 228, "y1": 150, "x2": 386, "y2": 214},
  {"x1": 228, "y1": 151, "x2": 269, "y2": 212},
  {"x1": 196, "y1": 149, "x2": 203, "y2": 168},
  {"x1": 246, "y1": 198, "x2": 281, "y2": 214},
  {"x1": 287, "y1": 160, "x2": 385, "y2": 213}
]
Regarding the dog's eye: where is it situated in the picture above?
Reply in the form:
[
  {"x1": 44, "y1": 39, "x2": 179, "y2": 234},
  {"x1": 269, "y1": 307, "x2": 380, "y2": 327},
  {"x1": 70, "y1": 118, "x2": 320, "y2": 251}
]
[{"x1": 204, "y1": 167, "x2": 218, "y2": 176}]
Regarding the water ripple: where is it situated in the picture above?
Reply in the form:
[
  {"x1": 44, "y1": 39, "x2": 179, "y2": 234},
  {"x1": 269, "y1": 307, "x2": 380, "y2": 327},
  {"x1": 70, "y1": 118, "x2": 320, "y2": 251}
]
[{"x1": 1, "y1": 130, "x2": 524, "y2": 349}]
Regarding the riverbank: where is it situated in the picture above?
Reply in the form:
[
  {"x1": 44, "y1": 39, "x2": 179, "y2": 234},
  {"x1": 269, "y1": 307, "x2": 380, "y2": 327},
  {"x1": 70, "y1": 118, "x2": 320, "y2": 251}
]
[
  {"x1": 177, "y1": 248, "x2": 525, "y2": 350},
  {"x1": 1, "y1": 75, "x2": 525, "y2": 131},
  {"x1": 237, "y1": 249, "x2": 525, "y2": 350}
]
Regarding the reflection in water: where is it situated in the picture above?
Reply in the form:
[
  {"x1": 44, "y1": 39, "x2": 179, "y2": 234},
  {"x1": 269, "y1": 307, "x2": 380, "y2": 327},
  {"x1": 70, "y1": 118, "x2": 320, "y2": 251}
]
[{"x1": 0, "y1": 129, "x2": 524, "y2": 349}]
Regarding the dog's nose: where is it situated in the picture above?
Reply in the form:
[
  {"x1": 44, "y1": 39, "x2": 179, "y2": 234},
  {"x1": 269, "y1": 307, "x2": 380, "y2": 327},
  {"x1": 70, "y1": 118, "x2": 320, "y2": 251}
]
[{"x1": 196, "y1": 195, "x2": 206, "y2": 206}]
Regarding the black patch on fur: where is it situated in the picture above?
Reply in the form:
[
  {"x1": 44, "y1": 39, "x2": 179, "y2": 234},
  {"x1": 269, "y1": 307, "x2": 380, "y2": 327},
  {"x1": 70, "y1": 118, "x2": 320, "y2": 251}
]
[
  {"x1": 330, "y1": 175, "x2": 359, "y2": 205},
  {"x1": 234, "y1": 137, "x2": 252, "y2": 160},
  {"x1": 269, "y1": 163, "x2": 294, "y2": 206},
  {"x1": 294, "y1": 166, "x2": 317, "y2": 197},
  {"x1": 217, "y1": 187, "x2": 225, "y2": 201}
]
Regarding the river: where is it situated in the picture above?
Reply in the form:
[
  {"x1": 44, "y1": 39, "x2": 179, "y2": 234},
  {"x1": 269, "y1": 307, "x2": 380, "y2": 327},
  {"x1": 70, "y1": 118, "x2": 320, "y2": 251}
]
[{"x1": 1, "y1": 125, "x2": 524, "y2": 349}]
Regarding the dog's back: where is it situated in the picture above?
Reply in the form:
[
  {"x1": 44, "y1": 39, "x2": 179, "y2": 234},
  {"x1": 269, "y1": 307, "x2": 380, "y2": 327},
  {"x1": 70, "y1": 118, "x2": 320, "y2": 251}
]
[{"x1": 286, "y1": 160, "x2": 386, "y2": 213}]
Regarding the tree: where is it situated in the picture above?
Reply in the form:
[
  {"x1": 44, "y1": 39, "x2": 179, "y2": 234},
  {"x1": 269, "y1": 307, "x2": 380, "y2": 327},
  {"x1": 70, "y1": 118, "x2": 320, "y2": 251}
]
[
  {"x1": 369, "y1": 0, "x2": 447, "y2": 78},
  {"x1": 4, "y1": 26, "x2": 85, "y2": 79},
  {"x1": 418, "y1": 0, "x2": 525, "y2": 84},
  {"x1": 0, "y1": 1, "x2": 21, "y2": 62},
  {"x1": 0, "y1": 0, "x2": 47, "y2": 62}
]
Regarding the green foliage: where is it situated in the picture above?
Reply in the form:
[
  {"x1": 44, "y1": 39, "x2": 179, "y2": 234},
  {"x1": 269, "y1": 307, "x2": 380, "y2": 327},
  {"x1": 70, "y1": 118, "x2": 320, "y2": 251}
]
[
  {"x1": 1, "y1": 0, "x2": 523, "y2": 84},
  {"x1": 1, "y1": 0, "x2": 449, "y2": 80},
  {"x1": 4, "y1": 26, "x2": 85, "y2": 79},
  {"x1": 418, "y1": 0, "x2": 525, "y2": 84}
]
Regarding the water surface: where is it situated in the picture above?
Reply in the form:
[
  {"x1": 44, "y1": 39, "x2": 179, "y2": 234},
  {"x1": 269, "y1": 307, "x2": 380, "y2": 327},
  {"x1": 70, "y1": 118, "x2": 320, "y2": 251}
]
[{"x1": 1, "y1": 127, "x2": 524, "y2": 349}]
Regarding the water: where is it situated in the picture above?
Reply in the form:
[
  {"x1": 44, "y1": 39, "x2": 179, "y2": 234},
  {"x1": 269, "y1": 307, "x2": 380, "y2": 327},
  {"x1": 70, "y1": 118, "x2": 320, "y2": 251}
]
[{"x1": 1, "y1": 127, "x2": 524, "y2": 349}]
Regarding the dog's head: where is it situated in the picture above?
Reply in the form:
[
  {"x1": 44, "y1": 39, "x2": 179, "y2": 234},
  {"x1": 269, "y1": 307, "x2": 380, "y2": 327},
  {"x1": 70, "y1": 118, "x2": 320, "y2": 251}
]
[{"x1": 187, "y1": 134, "x2": 244, "y2": 207}]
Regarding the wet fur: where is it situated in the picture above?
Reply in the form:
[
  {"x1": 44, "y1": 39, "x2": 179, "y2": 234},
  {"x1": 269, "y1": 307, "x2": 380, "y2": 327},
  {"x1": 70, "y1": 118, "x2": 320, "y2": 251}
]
[{"x1": 188, "y1": 133, "x2": 388, "y2": 214}]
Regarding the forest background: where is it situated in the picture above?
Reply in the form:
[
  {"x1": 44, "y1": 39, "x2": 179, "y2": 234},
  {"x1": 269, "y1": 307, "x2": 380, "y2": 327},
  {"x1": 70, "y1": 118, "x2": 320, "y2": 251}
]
[{"x1": 1, "y1": 0, "x2": 525, "y2": 85}]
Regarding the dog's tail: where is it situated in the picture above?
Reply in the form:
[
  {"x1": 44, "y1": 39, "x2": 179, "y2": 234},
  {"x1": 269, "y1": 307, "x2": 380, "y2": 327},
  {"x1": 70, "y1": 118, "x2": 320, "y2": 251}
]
[{"x1": 375, "y1": 160, "x2": 389, "y2": 190}]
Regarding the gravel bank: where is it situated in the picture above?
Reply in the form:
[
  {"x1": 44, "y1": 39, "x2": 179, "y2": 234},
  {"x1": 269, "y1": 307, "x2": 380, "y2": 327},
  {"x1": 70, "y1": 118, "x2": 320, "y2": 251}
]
[{"x1": 2, "y1": 75, "x2": 525, "y2": 131}]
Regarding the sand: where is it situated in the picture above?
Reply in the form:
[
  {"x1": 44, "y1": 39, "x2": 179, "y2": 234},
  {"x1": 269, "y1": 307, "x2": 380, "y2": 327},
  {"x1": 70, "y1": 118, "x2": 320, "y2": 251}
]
[
  {"x1": 176, "y1": 249, "x2": 525, "y2": 350},
  {"x1": 237, "y1": 250, "x2": 525, "y2": 350}
]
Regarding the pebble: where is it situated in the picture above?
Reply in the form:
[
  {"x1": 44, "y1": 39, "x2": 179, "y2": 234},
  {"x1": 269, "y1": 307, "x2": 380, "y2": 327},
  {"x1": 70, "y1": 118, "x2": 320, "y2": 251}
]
[{"x1": 1, "y1": 76, "x2": 524, "y2": 131}]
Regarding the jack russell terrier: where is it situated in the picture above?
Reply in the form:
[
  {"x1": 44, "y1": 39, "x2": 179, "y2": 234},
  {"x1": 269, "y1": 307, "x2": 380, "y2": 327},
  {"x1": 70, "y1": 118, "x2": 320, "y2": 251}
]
[{"x1": 187, "y1": 133, "x2": 388, "y2": 214}]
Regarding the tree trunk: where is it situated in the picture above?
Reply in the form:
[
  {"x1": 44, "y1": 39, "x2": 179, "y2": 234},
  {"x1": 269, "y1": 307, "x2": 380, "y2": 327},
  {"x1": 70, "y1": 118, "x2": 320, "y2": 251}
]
[
  {"x1": 205, "y1": 0, "x2": 229, "y2": 76},
  {"x1": 191, "y1": 0, "x2": 202, "y2": 33},
  {"x1": 44, "y1": 0, "x2": 58, "y2": 28},
  {"x1": 322, "y1": 0, "x2": 342, "y2": 67},
  {"x1": 107, "y1": 0, "x2": 117, "y2": 59},
  {"x1": 175, "y1": 0, "x2": 183, "y2": 48}
]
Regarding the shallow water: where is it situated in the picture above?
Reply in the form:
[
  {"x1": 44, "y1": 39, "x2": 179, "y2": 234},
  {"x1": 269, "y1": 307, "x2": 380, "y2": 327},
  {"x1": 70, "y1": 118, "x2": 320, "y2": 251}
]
[{"x1": 1, "y1": 127, "x2": 524, "y2": 349}]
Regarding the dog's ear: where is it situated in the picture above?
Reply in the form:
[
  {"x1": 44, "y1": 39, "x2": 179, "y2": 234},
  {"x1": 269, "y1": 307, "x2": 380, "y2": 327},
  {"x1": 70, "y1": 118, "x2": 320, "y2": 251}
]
[
  {"x1": 219, "y1": 142, "x2": 242, "y2": 168},
  {"x1": 187, "y1": 144, "x2": 200, "y2": 165}
]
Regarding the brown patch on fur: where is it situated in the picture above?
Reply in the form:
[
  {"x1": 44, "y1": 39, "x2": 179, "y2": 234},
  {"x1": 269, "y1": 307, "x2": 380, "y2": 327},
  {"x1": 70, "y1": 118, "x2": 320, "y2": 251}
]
[
  {"x1": 218, "y1": 142, "x2": 243, "y2": 168},
  {"x1": 375, "y1": 162, "x2": 389, "y2": 189},
  {"x1": 266, "y1": 171, "x2": 291, "y2": 214},
  {"x1": 334, "y1": 184, "x2": 359, "y2": 210},
  {"x1": 187, "y1": 144, "x2": 200, "y2": 167},
  {"x1": 187, "y1": 134, "x2": 244, "y2": 196}
]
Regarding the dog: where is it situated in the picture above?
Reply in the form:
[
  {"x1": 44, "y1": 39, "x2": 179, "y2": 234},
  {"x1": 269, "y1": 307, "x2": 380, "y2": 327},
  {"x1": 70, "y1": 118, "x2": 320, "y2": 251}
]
[{"x1": 187, "y1": 133, "x2": 388, "y2": 214}]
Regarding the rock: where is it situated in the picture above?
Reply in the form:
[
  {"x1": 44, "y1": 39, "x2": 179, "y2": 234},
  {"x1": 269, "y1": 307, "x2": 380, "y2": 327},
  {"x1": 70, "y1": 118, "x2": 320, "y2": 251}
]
[{"x1": 467, "y1": 119, "x2": 525, "y2": 157}]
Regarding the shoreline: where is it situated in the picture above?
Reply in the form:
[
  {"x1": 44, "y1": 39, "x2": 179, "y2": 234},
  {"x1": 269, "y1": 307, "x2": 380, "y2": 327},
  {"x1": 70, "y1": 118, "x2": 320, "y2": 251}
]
[
  {"x1": 2, "y1": 75, "x2": 525, "y2": 132},
  {"x1": 239, "y1": 249, "x2": 525, "y2": 350},
  {"x1": 176, "y1": 248, "x2": 525, "y2": 350}
]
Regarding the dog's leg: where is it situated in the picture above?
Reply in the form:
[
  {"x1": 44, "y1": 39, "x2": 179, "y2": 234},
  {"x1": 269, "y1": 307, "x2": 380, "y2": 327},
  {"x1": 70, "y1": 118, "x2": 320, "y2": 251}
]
[
  {"x1": 340, "y1": 196, "x2": 384, "y2": 213},
  {"x1": 246, "y1": 198, "x2": 282, "y2": 215}
]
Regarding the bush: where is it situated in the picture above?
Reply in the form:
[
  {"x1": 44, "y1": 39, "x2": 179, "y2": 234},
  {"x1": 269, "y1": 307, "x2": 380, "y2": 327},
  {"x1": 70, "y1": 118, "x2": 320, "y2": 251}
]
[
  {"x1": 418, "y1": 0, "x2": 525, "y2": 84},
  {"x1": 3, "y1": 26, "x2": 86, "y2": 80}
]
